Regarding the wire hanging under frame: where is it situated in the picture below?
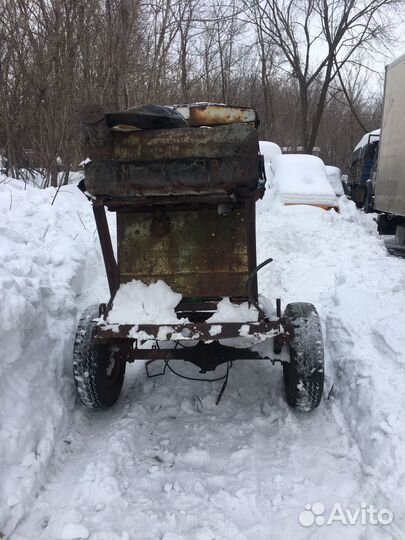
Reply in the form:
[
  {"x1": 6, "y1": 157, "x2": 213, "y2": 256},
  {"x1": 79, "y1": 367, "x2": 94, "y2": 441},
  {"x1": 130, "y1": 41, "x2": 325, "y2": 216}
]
[{"x1": 145, "y1": 341, "x2": 232, "y2": 405}]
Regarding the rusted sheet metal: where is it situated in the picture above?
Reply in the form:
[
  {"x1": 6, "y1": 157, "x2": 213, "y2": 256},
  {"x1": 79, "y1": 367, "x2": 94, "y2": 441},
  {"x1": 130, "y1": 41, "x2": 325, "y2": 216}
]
[
  {"x1": 93, "y1": 320, "x2": 282, "y2": 342},
  {"x1": 102, "y1": 194, "x2": 239, "y2": 209},
  {"x1": 84, "y1": 156, "x2": 259, "y2": 197},
  {"x1": 93, "y1": 204, "x2": 119, "y2": 296},
  {"x1": 244, "y1": 198, "x2": 258, "y2": 301},
  {"x1": 132, "y1": 346, "x2": 265, "y2": 361},
  {"x1": 117, "y1": 206, "x2": 250, "y2": 298},
  {"x1": 173, "y1": 103, "x2": 258, "y2": 127},
  {"x1": 111, "y1": 123, "x2": 258, "y2": 162},
  {"x1": 79, "y1": 105, "x2": 112, "y2": 152}
]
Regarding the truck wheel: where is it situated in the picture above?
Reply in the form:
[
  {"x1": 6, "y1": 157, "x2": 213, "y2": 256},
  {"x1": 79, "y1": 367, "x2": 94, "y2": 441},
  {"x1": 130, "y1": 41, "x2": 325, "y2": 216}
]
[
  {"x1": 352, "y1": 185, "x2": 366, "y2": 208},
  {"x1": 73, "y1": 305, "x2": 126, "y2": 409},
  {"x1": 282, "y1": 303, "x2": 324, "y2": 411},
  {"x1": 364, "y1": 181, "x2": 374, "y2": 213}
]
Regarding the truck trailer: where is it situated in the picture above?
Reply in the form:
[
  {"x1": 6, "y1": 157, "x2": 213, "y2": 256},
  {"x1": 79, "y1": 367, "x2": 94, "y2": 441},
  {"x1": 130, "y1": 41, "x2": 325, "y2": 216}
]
[{"x1": 374, "y1": 53, "x2": 405, "y2": 244}]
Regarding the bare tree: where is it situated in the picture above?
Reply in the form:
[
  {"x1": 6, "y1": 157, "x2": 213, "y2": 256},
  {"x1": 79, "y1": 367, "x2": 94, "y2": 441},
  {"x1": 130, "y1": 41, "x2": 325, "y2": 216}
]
[
  {"x1": 245, "y1": 0, "x2": 402, "y2": 152},
  {"x1": 0, "y1": 0, "x2": 400, "y2": 182}
]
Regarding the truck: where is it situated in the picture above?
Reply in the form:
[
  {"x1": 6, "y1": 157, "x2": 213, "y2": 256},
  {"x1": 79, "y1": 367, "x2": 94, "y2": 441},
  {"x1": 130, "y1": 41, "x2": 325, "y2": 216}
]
[
  {"x1": 348, "y1": 129, "x2": 380, "y2": 209},
  {"x1": 373, "y1": 54, "x2": 405, "y2": 244}
]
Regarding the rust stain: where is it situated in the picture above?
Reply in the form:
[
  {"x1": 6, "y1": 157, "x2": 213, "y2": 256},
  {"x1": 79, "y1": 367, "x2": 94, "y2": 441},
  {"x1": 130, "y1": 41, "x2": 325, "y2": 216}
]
[
  {"x1": 111, "y1": 123, "x2": 258, "y2": 162},
  {"x1": 117, "y1": 206, "x2": 250, "y2": 298},
  {"x1": 189, "y1": 104, "x2": 257, "y2": 126},
  {"x1": 173, "y1": 104, "x2": 258, "y2": 127}
]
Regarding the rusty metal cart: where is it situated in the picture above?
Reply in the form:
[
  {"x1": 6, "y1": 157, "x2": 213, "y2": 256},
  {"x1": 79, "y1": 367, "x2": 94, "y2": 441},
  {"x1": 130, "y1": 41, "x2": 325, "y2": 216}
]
[{"x1": 73, "y1": 103, "x2": 324, "y2": 411}]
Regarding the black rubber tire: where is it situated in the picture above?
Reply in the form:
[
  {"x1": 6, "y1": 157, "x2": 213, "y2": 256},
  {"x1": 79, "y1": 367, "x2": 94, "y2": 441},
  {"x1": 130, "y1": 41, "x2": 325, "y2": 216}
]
[
  {"x1": 73, "y1": 305, "x2": 126, "y2": 409},
  {"x1": 363, "y1": 181, "x2": 374, "y2": 214},
  {"x1": 351, "y1": 184, "x2": 366, "y2": 209},
  {"x1": 283, "y1": 303, "x2": 324, "y2": 412}
]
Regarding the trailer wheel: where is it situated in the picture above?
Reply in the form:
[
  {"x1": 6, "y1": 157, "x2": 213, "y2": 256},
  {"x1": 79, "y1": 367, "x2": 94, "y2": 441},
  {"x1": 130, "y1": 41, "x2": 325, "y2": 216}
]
[
  {"x1": 283, "y1": 303, "x2": 324, "y2": 412},
  {"x1": 73, "y1": 305, "x2": 126, "y2": 409}
]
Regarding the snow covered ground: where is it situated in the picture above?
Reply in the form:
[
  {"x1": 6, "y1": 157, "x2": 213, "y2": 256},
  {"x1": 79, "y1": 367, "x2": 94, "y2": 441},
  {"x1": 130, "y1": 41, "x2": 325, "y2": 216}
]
[{"x1": 1, "y1": 175, "x2": 404, "y2": 540}]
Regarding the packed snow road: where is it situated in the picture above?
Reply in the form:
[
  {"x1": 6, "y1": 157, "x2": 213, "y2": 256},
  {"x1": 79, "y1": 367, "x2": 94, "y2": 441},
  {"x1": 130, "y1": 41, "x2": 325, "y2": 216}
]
[{"x1": 1, "y1": 179, "x2": 404, "y2": 540}]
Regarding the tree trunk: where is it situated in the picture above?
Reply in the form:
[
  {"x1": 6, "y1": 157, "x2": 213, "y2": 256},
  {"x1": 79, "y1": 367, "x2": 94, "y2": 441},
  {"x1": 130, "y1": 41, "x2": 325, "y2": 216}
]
[{"x1": 299, "y1": 81, "x2": 310, "y2": 152}]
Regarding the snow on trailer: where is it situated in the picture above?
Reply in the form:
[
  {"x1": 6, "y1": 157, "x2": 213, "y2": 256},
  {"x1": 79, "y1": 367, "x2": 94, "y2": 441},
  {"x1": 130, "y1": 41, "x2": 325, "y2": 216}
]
[{"x1": 74, "y1": 103, "x2": 325, "y2": 410}]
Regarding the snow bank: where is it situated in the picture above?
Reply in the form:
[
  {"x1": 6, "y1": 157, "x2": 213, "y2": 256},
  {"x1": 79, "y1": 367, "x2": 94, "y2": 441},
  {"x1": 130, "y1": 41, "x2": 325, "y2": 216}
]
[
  {"x1": 3, "y1": 166, "x2": 405, "y2": 540},
  {"x1": 0, "y1": 177, "x2": 106, "y2": 536},
  {"x1": 107, "y1": 280, "x2": 185, "y2": 324},
  {"x1": 271, "y1": 154, "x2": 338, "y2": 207},
  {"x1": 256, "y1": 194, "x2": 405, "y2": 537}
]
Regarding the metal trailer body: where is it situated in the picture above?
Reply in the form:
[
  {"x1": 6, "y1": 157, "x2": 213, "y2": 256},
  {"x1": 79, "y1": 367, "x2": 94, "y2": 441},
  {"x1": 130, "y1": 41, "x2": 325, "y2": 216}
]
[
  {"x1": 74, "y1": 103, "x2": 325, "y2": 411},
  {"x1": 80, "y1": 104, "x2": 283, "y2": 364},
  {"x1": 375, "y1": 54, "x2": 405, "y2": 239}
]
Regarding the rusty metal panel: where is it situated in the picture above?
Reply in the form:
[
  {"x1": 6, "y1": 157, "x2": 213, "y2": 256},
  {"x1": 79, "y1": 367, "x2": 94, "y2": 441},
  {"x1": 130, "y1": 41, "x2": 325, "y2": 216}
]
[
  {"x1": 94, "y1": 320, "x2": 281, "y2": 342},
  {"x1": 111, "y1": 123, "x2": 258, "y2": 161},
  {"x1": 173, "y1": 104, "x2": 258, "y2": 127},
  {"x1": 117, "y1": 206, "x2": 249, "y2": 298},
  {"x1": 84, "y1": 156, "x2": 259, "y2": 197}
]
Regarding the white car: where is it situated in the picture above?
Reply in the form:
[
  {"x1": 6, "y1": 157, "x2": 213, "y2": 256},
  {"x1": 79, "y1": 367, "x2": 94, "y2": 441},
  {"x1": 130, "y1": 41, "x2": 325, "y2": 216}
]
[{"x1": 270, "y1": 154, "x2": 339, "y2": 210}]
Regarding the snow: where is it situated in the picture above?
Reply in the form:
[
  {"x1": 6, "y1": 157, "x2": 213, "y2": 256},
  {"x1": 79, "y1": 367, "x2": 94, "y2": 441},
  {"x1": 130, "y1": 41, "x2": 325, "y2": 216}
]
[
  {"x1": 325, "y1": 165, "x2": 344, "y2": 196},
  {"x1": 1, "y1": 171, "x2": 404, "y2": 540},
  {"x1": 207, "y1": 297, "x2": 258, "y2": 323},
  {"x1": 259, "y1": 141, "x2": 281, "y2": 163},
  {"x1": 270, "y1": 154, "x2": 338, "y2": 207},
  {"x1": 209, "y1": 324, "x2": 222, "y2": 336},
  {"x1": 0, "y1": 177, "x2": 110, "y2": 537},
  {"x1": 61, "y1": 523, "x2": 90, "y2": 540},
  {"x1": 259, "y1": 140, "x2": 282, "y2": 184},
  {"x1": 354, "y1": 128, "x2": 380, "y2": 152},
  {"x1": 106, "y1": 279, "x2": 186, "y2": 325},
  {"x1": 259, "y1": 141, "x2": 282, "y2": 161},
  {"x1": 79, "y1": 158, "x2": 91, "y2": 168}
]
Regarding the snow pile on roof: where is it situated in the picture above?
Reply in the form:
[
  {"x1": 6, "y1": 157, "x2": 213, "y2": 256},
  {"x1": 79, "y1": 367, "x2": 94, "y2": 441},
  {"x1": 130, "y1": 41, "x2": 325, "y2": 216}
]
[
  {"x1": 325, "y1": 165, "x2": 344, "y2": 196},
  {"x1": 107, "y1": 280, "x2": 186, "y2": 324},
  {"x1": 271, "y1": 153, "x2": 338, "y2": 207},
  {"x1": 354, "y1": 128, "x2": 380, "y2": 152},
  {"x1": 207, "y1": 297, "x2": 258, "y2": 323},
  {"x1": 0, "y1": 176, "x2": 108, "y2": 537}
]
